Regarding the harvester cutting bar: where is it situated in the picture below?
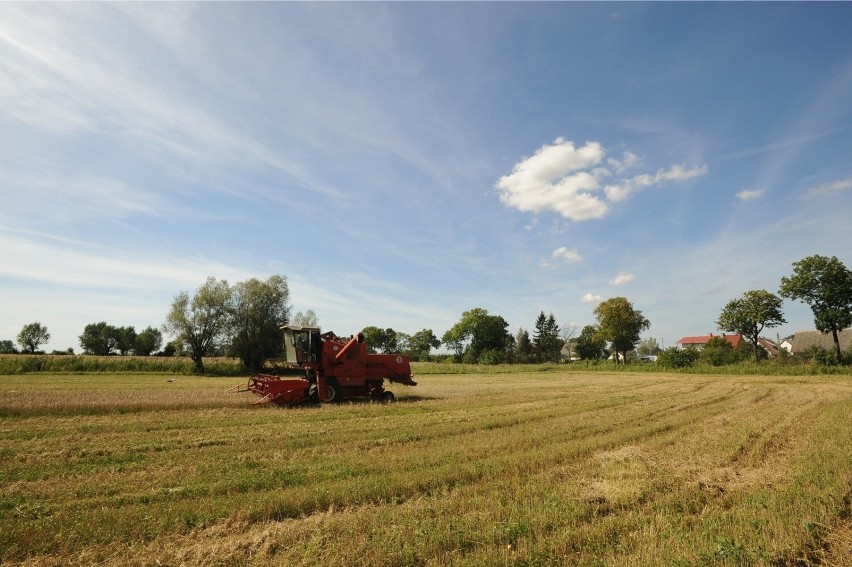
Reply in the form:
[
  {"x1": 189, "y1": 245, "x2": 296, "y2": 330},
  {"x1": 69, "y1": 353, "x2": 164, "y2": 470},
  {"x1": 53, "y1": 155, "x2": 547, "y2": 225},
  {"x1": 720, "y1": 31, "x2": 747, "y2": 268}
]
[{"x1": 243, "y1": 374, "x2": 311, "y2": 406}]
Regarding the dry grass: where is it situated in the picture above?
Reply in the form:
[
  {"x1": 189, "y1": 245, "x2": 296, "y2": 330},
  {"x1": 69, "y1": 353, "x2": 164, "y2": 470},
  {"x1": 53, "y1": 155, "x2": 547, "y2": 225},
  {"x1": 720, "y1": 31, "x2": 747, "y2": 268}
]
[{"x1": 1, "y1": 371, "x2": 850, "y2": 566}]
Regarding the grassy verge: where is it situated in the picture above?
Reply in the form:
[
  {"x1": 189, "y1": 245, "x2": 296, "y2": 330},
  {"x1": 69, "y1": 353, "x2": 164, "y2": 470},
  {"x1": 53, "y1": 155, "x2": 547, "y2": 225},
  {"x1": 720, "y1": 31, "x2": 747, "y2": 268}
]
[
  {"x1": 1, "y1": 371, "x2": 850, "y2": 565},
  {"x1": 2, "y1": 355, "x2": 849, "y2": 377},
  {"x1": 411, "y1": 359, "x2": 852, "y2": 376},
  {"x1": 0, "y1": 354, "x2": 244, "y2": 375}
]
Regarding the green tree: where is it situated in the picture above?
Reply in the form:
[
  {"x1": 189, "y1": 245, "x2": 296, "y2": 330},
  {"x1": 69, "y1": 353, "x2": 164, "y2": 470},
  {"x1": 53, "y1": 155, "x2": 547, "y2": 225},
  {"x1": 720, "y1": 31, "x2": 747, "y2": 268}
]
[
  {"x1": 164, "y1": 277, "x2": 233, "y2": 373},
  {"x1": 134, "y1": 326, "x2": 163, "y2": 356},
  {"x1": 658, "y1": 346, "x2": 700, "y2": 369},
  {"x1": 162, "y1": 339, "x2": 182, "y2": 357},
  {"x1": 442, "y1": 308, "x2": 513, "y2": 364},
  {"x1": 780, "y1": 255, "x2": 852, "y2": 361},
  {"x1": 228, "y1": 275, "x2": 291, "y2": 372},
  {"x1": 17, "y1": 322, "x2": 50, "y2": 353},
  {"x1": 407, "y1": 329, "x2": 441, "y2": 361},
  {"x1": 716, "y1": 289, "x2": 786, "y2": 362},
  {"x1": 700, "y1": 336, "x2": 740, "y2": 366},
  {"x1": 394, "y1": 331, "x2": 410, "y2": 355},
  {"x1": 594, "y1": 297, "x2": 650, "y2": 364},
  {"x1": 0, "y1": 339, "x2": 16, "y2": 354},
  {"x1": 79, "y1": 322, "x2": 115, "y2": 355},
  {"x1": 575, "y1": 325, "x2": 606, "y2": 360},
  {"x1": 533, "y1": 312, "x2": 563, "y2": 362},
  {"x1": 112, "y1": 326, "x2": 137, "y2": 356},
  {"x1": 381, "y1": 328, "x2": 398, "y2": 353},
  {"x1": 291, "y1": 310, "x2": 319, "y2": 327},
  {"x1": 361, "y1": 327, "x2": 400, "y2": 354},
  {"x1": 361, "y1": 326, "x2": 383, "y2": 354},
  {"x1": 514, "y1": 328, "x2": 533, "y2": 363}
]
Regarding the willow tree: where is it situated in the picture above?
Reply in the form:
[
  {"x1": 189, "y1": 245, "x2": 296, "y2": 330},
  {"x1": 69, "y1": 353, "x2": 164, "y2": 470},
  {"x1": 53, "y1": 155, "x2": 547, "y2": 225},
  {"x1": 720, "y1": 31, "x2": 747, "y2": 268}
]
[
  {"x1": 228, "y1": 275, "x2": 291, "y2": 371},
  {"x1": 164, "y1": 277, "x2": 232, "y2": 373}
]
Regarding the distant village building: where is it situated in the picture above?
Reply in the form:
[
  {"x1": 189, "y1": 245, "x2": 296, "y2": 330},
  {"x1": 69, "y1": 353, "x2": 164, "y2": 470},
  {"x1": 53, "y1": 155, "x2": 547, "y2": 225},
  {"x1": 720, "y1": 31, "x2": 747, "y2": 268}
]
[
  {"x1": 675, "y1": 333, "x2": 745, "y2": 350},
  {"x1": 788, "y1": 329, "x2": 852, "y2": 355},
  {"x1": 756, "y1": 337, "x2": 780, "y2": 358},
  {"x1": 560, "y1": 341, "x2": 579, "y2": 362}
]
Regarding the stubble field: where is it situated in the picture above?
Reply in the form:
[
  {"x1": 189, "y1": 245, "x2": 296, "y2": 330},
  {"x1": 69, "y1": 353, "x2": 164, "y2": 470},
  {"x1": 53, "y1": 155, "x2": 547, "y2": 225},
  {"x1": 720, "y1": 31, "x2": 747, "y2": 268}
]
[{"x1": 1, "y1": 370, "x2": 850, "y2": 566}]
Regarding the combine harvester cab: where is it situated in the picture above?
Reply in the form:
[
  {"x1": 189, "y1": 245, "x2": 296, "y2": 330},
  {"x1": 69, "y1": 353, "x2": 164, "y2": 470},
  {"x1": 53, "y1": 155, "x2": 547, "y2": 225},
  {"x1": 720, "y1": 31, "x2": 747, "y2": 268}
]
[{"x1": 237, "y1": 325, "x2": 416, "y2": 407}]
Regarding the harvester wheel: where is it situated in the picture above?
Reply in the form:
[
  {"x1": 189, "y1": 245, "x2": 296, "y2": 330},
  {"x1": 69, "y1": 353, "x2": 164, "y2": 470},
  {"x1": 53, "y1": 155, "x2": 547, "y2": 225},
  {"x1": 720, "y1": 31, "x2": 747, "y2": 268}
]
[
  {"x1": 325, "y1": 379, "x2": 341, "y2": 403},
  {"x1": 382, "y1": 391, "x2": 395, "y2": 403}
]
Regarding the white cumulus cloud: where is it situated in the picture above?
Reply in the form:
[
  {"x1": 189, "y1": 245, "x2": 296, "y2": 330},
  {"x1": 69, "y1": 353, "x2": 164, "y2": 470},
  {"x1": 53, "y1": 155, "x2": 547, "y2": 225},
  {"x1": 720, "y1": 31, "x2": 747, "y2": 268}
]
[
  {"x1": 498, "y1": 138, "x2": 708, "y2": 220},
  {"x1": 736, "y1": 188, "x2": 765, "y2": 200},
  {"x1": 581, "y1": 293, "x2": 602, "y2": 304},
  {"x1": 609, "y1": 272, "x2": 635, "y2": 286},
  {"x1": 607, "y1": 151, "x2": 640, "y2": 173},
  {"x1": 496, "y1": 138, "x2": 609, "y2": 222},
  {"x1": 552, "y1": 246, "x2": 583, "y2": 263}
]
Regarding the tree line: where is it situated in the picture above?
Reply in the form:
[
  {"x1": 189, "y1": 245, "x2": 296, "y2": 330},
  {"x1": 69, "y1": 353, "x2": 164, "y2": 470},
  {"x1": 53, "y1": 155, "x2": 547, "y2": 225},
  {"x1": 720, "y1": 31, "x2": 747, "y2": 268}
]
[
  {"x1": 357, "y1": 255, "x2": 848, "y2": 366},
  {"x1": 3, "y1": 321, "x2": 166, "y2": 357},
  {"x1": 4, "y1": 254, "x2": 851, "y2": 369}
]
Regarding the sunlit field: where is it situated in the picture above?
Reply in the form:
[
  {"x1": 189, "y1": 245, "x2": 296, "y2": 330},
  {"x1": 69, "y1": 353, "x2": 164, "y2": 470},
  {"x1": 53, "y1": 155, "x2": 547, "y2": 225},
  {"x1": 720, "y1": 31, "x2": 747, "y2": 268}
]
[{"x1": 1, "y1": 371, "x2": 850, "y2": 566}]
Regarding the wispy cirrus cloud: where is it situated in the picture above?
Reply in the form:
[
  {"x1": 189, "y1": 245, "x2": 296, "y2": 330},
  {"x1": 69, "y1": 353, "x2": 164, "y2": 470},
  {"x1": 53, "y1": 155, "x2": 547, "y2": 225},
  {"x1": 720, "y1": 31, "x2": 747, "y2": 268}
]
[
  {"x1": 803, "y1": 178, "x2": 852, "y2": 199},
  {"x1": 604, "y1": 164, "x2": 709, "y2": 203},
  {"x1": 0, "y1": 170, "x2": 171, "y2": 225},
  {"x1": 0, "y1": 231, "x2": 253, "y2": 291},
  {"x1": 496, "y1": 137, "x2": 708, "y2": 220},
  {"x1": 0, "y1": 3, "x2": 343, "y2": 198}
]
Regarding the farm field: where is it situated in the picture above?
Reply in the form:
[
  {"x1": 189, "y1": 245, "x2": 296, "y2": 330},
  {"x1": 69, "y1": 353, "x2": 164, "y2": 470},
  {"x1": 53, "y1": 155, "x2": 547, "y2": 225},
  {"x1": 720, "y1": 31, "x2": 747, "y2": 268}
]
[{"x1": 1, "y1": 371, "x2": 851, "y2": 566}]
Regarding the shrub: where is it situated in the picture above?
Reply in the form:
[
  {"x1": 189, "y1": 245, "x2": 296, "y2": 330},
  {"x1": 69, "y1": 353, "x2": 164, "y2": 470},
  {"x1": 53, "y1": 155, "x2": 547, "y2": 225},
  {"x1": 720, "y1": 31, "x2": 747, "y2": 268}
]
[
  {"x1": 700, "y1": 336, "x2": 741, "y2": 366},
  {"x1": 658, "y1": 346, "x2": 700, "y2": 369},
  {"x1": 808, "y1": 346, "x2": 852, "y2": 366},
  {"x1": 478, "y1": 349, "x2": 507, "y2": 365}
]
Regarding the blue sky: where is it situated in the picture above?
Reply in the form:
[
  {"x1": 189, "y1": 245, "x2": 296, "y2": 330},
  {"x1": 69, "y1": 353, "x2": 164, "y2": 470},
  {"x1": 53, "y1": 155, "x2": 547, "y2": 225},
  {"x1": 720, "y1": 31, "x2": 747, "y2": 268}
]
[{"x1": 2, "y1": 2, "x2": 851, "y2": 352}]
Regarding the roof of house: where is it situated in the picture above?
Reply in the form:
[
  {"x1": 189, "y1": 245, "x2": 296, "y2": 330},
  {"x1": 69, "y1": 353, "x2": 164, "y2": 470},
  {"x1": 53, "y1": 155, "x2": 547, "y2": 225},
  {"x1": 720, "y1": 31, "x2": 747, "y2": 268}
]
[
  {"x1": 789, "y1": 329, "x2": 852, "y2": 353},
  {"x1": 756, "y1": 337, "x2": 780, "y2": 357},
  {"x1": 676, "y1": 333, "x2": 745, "y2": 348}
]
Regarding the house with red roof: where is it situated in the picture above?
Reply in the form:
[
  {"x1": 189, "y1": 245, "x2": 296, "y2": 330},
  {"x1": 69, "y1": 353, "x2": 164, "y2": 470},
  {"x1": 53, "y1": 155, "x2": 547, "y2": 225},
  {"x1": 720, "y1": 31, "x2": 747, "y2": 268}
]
[{"x1": 675, "y1": 333, "x2": 745, "y2": 350}]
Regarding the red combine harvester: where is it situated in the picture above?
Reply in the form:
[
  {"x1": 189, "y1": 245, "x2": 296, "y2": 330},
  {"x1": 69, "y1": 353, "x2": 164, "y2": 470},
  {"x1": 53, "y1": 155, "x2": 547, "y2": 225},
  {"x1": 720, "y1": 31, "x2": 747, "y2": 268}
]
[{"x1": 235, "y1": 325, "x2": 416, "y2": 406}]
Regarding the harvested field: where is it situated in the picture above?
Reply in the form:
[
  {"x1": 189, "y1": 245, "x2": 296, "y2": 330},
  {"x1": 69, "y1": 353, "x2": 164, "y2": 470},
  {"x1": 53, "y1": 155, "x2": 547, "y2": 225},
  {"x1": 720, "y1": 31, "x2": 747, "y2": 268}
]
[{"x1": 1, "y1": 371, "x2": 850, "y2": 565}]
